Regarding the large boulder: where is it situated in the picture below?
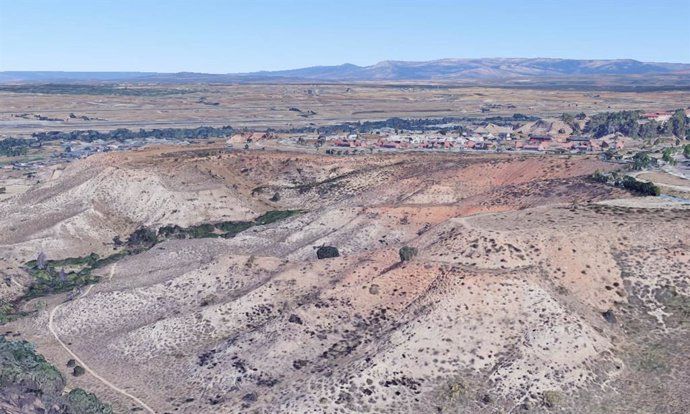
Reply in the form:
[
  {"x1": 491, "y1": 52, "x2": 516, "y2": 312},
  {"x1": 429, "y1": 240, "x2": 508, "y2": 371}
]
[{"x1": 316, "y1": 246, "x2": 339, "y2": 259}]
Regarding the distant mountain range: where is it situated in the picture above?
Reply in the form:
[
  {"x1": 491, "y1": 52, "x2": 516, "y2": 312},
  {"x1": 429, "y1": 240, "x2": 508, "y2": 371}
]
[{"x1": 2, "y1": 58, "x2": 689, "y2": 84}]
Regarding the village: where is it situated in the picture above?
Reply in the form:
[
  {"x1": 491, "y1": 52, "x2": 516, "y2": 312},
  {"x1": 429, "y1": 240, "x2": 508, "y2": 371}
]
[
  {"x1": 274, "y1": 109, "x2": 690, "y2": 158},
  {"x1": 3, "y1": 109, "x2": 689, "y2": 174}
]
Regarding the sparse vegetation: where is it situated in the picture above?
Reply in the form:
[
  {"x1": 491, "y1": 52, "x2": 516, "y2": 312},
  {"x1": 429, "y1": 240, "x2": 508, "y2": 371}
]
[
  {"x1": 542, "y1": 390, "x2": 562, "y2": 408},
  {"x1": 632, "y1": 343, "x2": 669, "y2": 373}
]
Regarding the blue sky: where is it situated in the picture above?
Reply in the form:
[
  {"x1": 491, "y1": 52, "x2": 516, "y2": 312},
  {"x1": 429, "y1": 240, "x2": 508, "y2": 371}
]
[{"x1": 1, "y1": 0, "x2": 689, "y2": 72}]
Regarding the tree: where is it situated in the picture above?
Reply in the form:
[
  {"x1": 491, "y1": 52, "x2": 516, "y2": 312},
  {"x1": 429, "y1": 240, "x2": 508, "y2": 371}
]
[
  {"x1": 684, "y1": 144, "x2": 690, "y2": 159},
  {"x1": 669, "y1": 109, "x2": 688, "y2": 138},
  {"x1": 662, "y1": 148, "x2": 676, "y2": 165},
  {"x1": 126, "y1": 227, "x2": 158, "y2": 251},
  {"x1": 560, "y1": 113, "x2": 581, "y2": 133},
  {"x1": 632, "y1": 152, "x2": 654, "y2": 170},
  {"x1": 316, "y1": 245, "x2": 339, "y2": 259},
  {"x1": 399, "y1": 246, "x2": 419, "y2": 262},
  {"x1": 72, "y1": 365, "x2": 86, "y2": 376},
  {"x1": 585, "y1": 111, "x2": 641, "y2": 138}
]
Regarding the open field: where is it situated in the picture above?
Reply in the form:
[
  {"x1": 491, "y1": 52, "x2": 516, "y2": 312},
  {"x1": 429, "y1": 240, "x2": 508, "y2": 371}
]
[
  {"x1": 2, "y1": 83, "x2": 690, "y2": 135},
  {"x1": 1, "y1": 143, "x2": 689, "y2": 413}
]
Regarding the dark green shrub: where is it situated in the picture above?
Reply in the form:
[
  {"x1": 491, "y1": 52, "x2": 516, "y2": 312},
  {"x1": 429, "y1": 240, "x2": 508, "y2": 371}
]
[
  {"x1": 66, "y1": 388, "x2": 113, "y2": 413},
  {"x1": 316, "y1": 246, "x2": 339, "y2": 259},
  {"x1": 621, "y1": 176, "x2": 660, "y2": 196},
  {"x1": 399, "y1": 246, "x2": 419, "y2": 262},
  {"x1": 126, "y1": 227, "x2": 158, "y2": 250},
  {"x1": 72, "y1": 365, "x2": 85, "y2": 377}
]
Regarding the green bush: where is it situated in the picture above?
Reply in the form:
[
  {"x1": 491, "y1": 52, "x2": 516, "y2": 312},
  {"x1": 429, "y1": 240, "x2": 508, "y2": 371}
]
[
  {"x1": 316, "y1": 246, "x2": 340, "y2": 259},
  {"x1": 0, "y1": 337, "x2": 65, "y2": 395},
  {"x1": 621, "y1": 176, "x2": 660, "y2": 196},
  {"x1": 662, "y1": 148, "x2": 676, "y2": 165},
  {"x1": 0, "y1": 337, "x2": 113, "y2": 413},
  {"x1": 632, "y1": 152, "x2": 654, "y2": 170},
  {"x1": 126, "y1": 227, "x2": 158, "y2": 250},
  {"x1": 399, "y1": 246, "x2": 419, "y2": 262},
  {"x1": 66, "y1": 388, "x2": 113, "y2": 414}
]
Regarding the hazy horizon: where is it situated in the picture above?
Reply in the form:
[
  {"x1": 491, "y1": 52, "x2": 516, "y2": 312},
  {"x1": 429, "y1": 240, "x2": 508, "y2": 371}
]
[
  {"x1": 3, "y1": 56, "x2": 690, "y2": 75},
  {"x1": 1, "y1": 0, "x2": 689, "y2": 72}
]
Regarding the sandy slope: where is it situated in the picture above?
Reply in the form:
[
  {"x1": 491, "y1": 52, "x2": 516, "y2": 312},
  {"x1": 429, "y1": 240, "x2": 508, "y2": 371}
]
[{"x1": 3, "y1": 148, "x2": 689, "y2": 413}]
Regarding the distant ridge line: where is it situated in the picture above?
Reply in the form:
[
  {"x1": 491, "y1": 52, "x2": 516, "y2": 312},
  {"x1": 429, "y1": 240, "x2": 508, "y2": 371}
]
[{"x1": 2, "y1": 58, "x2": 690, "y2": 84}]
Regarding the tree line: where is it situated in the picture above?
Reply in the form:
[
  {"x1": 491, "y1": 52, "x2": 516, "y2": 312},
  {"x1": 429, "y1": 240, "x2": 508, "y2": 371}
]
[{"x1": 1, "y1": 126, "x2": 235, "y2": 156}]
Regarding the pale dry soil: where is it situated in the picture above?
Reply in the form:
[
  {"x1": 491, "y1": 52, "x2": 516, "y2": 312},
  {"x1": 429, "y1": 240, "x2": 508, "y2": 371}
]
[{"x1": 2, "y1": 147, "x2": 689, "y2": 414}]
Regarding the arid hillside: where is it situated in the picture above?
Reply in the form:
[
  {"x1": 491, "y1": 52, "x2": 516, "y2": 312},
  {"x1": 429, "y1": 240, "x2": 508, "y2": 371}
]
[{"x1": 2, "y1": 148, "x2": 689, "y2": 414}]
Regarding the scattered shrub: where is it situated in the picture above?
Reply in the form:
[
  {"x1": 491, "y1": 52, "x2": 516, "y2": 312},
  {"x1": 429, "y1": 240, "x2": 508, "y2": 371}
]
[{"x1": 72, "y1": 365, "x2": 85, "y2": 377}]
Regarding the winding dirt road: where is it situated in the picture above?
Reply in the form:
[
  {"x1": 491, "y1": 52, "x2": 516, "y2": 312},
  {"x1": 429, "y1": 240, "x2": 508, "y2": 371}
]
[{"x1": 48, "y1": 264, "x2": 156, "y2": 413}]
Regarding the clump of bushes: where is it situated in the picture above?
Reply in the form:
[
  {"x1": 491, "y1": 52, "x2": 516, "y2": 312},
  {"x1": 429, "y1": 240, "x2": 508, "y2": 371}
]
[
  {"x1": 588, "y1": 171, "x2": 660, "y2": 196},
  {"x1": 157, "y1": 210, "x2": 301, "y2": 240},
  {"x1": 21, "y1": 250, "x2": 128, "y2": 300},
  {"x1": 399, "y1": 246, "x2": 418, "y2": 262},
  {"x1": 0, "y1": 337, "x2": 112, "y2": 412},
  {"x1": 0, "y1": 336, "x2": 65, "y2": 395},
  {"x1": 632, "y1": 151, "x2": 655, "y2": 170},
  {"x1": 316, "y1": 246, "x2": 340, "y2": 259},
  {"x1": 621, "y1": 176, "x2": 660, "y2": 196},
  {"x1": 65, "y1": 388, "x2": 113, "y2": 414},
  {"x1": 126, "y1": 227, "x2": 158, "y2": 251}
]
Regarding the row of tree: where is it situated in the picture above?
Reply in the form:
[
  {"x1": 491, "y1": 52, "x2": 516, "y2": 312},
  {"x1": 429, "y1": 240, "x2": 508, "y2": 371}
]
[{"x1": 1, "y1": 126, "x2": 235, "y2": 157}]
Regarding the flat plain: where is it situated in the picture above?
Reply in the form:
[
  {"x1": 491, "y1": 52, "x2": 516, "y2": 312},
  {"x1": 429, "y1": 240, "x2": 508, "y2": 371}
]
[{"x1": 2, "y1": 83, "x2": 690, "y2": 134}]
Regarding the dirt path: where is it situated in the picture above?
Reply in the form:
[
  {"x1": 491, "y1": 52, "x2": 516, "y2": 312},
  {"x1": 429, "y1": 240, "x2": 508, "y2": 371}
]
[{"x1": 48, "y1": 264, "x2": 156, "y2": 414}]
